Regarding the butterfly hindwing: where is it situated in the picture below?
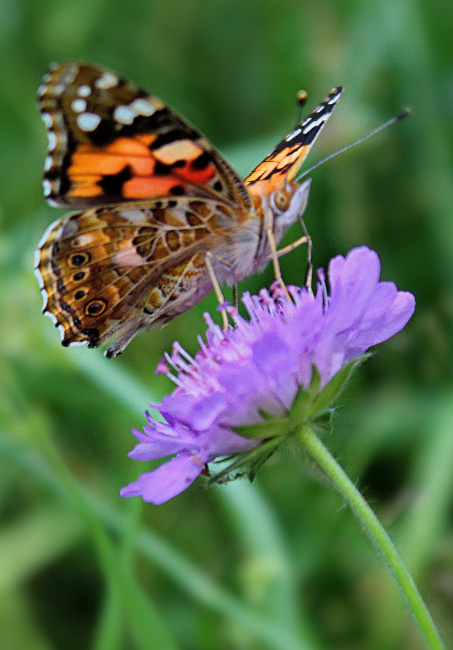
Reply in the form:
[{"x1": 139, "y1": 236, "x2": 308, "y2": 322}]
[
  {"x1": 35, "y1": 196, "x2": 240, "y2": 353},
  {"x1": 38, "y1": 63, "x2": 251, "y2": 210}
]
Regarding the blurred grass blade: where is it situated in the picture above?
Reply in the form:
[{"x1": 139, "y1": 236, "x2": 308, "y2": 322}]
[
  {"x1": 216, "y1": 480, "x2": 321, "y2": 648},
  {"x1": 0, "y1": 505, "x2": 83, "y2": 593},
  {"x1": 398, "y1": 394, "x2": 453, "y2": 574},
  {"x1": 91, "y1": 590, "x2": 123, "y2": 650}
]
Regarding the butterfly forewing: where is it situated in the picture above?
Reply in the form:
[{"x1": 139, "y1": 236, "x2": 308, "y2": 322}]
[
  {"x1": 245, "y1": 86, "x2": 343, "y2": 190},
  {"x1": 38, "y1": 63, "x2": 250, "y2": 209}
]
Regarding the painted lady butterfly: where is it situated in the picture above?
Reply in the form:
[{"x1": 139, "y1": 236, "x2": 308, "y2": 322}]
[{"x1": 35, "y1": 63, "x2": 342, "y2": 357}]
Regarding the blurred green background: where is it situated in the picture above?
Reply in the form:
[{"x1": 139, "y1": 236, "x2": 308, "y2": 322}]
[{"x1": 1, "y1": 0, "x2": 452, "y2": 648}]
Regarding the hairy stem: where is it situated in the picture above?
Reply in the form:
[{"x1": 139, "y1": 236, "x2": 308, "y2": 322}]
[{"x1": 298, "y1": 425, "x2": 444, "y2": 650}]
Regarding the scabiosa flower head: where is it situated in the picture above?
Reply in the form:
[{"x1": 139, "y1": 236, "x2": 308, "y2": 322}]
[{"x1": 121, "y1": 247, "x2": 415, "y2": 504}]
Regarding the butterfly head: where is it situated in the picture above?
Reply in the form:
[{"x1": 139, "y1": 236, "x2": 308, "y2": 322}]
[
  {"x1": 267, "y1": 177, "x2": 312, "y2": 243},
  {"x1": 245, "y1": 86, "x2": 342, "y2": 244}
]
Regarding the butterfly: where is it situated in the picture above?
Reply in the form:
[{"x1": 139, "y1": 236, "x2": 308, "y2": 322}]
[{"x1": 35, "y1": 63, "x2": 342, "y2": 357}]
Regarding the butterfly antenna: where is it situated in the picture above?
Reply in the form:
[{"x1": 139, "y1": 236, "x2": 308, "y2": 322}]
[
  {"x1": 297, "y1": 108, "x2": 411, "y2": 181},
  {"x1": 295, "y1": 89, "x2": 308, "y2": 126}
]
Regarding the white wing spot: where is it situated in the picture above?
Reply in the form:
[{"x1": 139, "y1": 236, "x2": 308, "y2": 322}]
[
  {"x1": 95, "y1": 72, "x2": 119, "y2": 89},
  {"x1": 302, "y1": 114, "x2": 329, "y2": 134},
  {"x1": 40, "y1": 289, "x2": 49, "y2": 310},
  {"x1": 76, "y1": 233, "x2": 95, "y2": 246},
  {"x1": 36, "y1": 218, "x2": 62, "y2": 249},
  {"x1": 41, "y1": 112, "x2": 53, "y2": 128},
  {"x1": 120, "y1": 209, "x2": 146, "y2": 223},
  {"x1": 285, "y1": 127, "x2": 302, "y2": 142},
  {"x1": 43, "y1": 309, "x2": 59, "y2": 326},
  {"x1": 44, "y1": 155, "x2": 53, "y2": 171},
  {"x1": 71, "y1": 98, "x2": 87, "y2": 113},
  {"x1": 57, "y1": 324, "x2": 67, "y2": 341},
  {"x1": 113, "y1": 105, "x2": 136, "y2": 125},
  {"x1": 77, "y1": 84, "x2": 92, "y2": 97},
  {"x1": 52, "y1": 83, "x2": 66, "y2": 96},
  {"x1": 43, "y1": 179, "x2": 52, "y2": 196},
  {"x1": 47, "y1": 131, "x2": 57, "y2": 151},
  {"x1": 37, "y1": 84, "x2": 46, "y2": 97},
  {"x1": 76, "y1": 112, "x2": 102, "y2": 131},
  {"x1": 130, "y1": 98, "x2": 156, "y2": 116},
  {"x1": 33, "y1": 249, "x2": 43, "y2": 271}
]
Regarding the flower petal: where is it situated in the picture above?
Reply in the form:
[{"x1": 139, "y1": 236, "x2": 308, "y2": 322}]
[
  {"x1": 366, "y1": 290, "x2": 415, "y2": 346},
  {"x1": 120, "y1": 453, "x2": 206, "y2": 504},
  {"x1": 326, "y1": 247, "x2": 381, "y2": 330},
  {"x1": 127, "y1": 422, "x2": 199, "y2": 461}
]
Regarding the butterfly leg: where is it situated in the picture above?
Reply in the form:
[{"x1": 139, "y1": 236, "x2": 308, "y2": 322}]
[
  {"x1": 205, "y1": 253, "x2": 229, "y2": 331},
  {"x1": 232, "y1": 284, "x2": 239, "y2": 310},
  {"x1": 270, "y1": 235, "x2": 309, "y2": 258},
  {"x1": 264, "y1": 226, "x2": 313, "y2": 293},
  {"x1": 265, "y1": 226, "x2": 291, "y2": 301},
  {"x1": 298, "y1": 216, "x2": 313, "y2": 293},
  {"x1": 204, "y1": 252, "x2": 238, "y2": 313}
]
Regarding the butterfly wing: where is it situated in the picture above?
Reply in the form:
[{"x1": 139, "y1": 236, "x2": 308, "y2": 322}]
[
  {"x1": 38, "y1": 62, "x2": 251, "y2": 210},
  {"x1": 244, "y1": 86, "x2": 343, "y2": 190},
  {"x1": 35, "y1": 196, "x2": 240, "y2": 356},
  {"x1": 36, "y1": 65, "x2": 343, "y2": 357}
]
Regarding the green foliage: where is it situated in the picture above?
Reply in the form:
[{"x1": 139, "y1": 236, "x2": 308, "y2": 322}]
[{"x1": 1, "y1": 0, "x2": 453, "y2": 648}]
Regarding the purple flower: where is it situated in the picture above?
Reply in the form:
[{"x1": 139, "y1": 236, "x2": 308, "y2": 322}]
[{"x1": 120, "y1": 247, "x2": 415, "y2": 504}]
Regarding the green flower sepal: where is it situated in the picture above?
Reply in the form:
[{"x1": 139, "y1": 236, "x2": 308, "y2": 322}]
[{"x1": 208, "y1": 355, "x2": 370, "y2": 485}]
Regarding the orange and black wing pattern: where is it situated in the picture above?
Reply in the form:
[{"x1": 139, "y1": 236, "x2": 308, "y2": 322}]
[
  {"x1": 245, "y1": 87, "x2": 343, "y2": 191},
  {"x1": 38, "y1": 63, "x2": 251, "y2": 210}
]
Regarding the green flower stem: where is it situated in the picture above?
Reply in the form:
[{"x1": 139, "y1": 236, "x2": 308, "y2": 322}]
[{"x1": 298, "y1": 425, "x2": 445, "y2": 650}]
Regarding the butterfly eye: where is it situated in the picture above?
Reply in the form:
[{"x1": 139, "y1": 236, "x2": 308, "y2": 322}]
[
  {"x1": 85, "y1": 299, "x2": 108, "y2": 316},
  {"x1": 272, "y1": 189, "x2": 290, "y2": 213},
  {"x1": 69, "y1": 252, "x2": 91, "y2": 267}
]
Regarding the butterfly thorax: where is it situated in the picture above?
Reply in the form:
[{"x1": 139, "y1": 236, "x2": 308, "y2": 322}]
[
  {"x1": 204, "y1": 178, "x2": 310, "y2": 286},
  {"x1": 239, "y1": 177, "x2": 311, "y2": 276}
]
